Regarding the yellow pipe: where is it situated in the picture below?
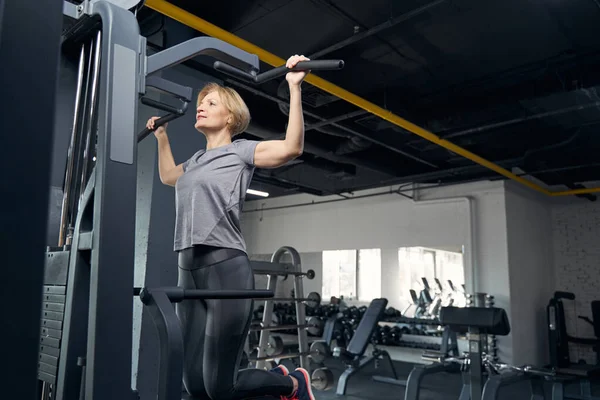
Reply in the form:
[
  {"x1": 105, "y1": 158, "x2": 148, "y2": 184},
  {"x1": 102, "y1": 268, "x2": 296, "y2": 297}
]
[
  {"x1": 145, "y1": 0, "x2": 598, "y2": 197},
  {"x1": 550, "y1": 186, "x2": 600, "y2": 196}
]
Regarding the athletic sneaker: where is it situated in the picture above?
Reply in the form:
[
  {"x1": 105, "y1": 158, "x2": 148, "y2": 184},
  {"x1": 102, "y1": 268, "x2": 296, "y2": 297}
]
[
  {"x1": 270, "y1": 364, "x2": 289, "y2": 376},
  {"x1": 286, "y1": 368, "x2": 315, "y2": 400}
]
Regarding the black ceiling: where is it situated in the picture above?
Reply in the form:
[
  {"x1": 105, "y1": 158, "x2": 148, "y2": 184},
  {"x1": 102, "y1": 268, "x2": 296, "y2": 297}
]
[{"x1": 135, "y1": 0, "x2": 600, "y2": 200}]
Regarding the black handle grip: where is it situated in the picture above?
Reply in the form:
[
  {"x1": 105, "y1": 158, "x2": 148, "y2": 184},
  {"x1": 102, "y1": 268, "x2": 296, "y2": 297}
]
[
  {"x1": 137, "y1": 100, "x2": 189, "y2": 142},
  {"x1": 213, "y1": 61, "x2": 257, "y2": 81},
  {"x1": 213, "y1": 59, "x2": 344, "y2": 85},
  {"x1": 140, "y1": 97, "x2": 188, "y2": 115},
  {"x1": 255, "y1": 59, "x2": 344, "y2": 84}
]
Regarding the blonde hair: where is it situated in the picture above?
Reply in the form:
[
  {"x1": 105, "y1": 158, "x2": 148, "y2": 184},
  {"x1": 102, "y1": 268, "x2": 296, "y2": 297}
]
[{"x1": 196, "y1": 83, "x2": 251, "y2": 136}]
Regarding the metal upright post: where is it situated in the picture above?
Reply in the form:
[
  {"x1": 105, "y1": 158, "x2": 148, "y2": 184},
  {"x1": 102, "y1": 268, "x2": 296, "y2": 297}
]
[
  {"x1": 55, "y1": 2, "x2": 141, "y2": 400},
  {"x1": 468, "y1": 327, "x2": 483, "y2": 400},
  {"x1": 272, "y1": 247, "x2": 310, "y2": 371},
  {"x1": 256, "y1": 274, "x2": 279, "y2": 371}
]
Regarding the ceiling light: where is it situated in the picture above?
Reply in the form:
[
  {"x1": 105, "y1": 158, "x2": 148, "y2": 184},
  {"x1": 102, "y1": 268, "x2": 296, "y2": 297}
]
[{"x1": 246, "y1": 188, "x2": 269, "y2": 197}]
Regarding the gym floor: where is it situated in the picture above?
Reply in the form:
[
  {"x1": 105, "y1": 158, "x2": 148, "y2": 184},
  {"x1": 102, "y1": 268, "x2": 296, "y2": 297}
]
[{"x1": 272, "y1": 358, "x2": 600, "y2": 400}]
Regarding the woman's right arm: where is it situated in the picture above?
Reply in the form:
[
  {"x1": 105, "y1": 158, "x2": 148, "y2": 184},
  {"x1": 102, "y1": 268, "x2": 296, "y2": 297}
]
[{"x1": 147, "y1": 117, "x2": 184, "y2": 187}]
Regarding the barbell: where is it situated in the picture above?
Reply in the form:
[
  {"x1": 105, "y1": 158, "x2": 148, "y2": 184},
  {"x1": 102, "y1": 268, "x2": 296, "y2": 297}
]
[
  {"x1": 252, "y1": 268, "x2": 316, "y2": 281},
  {"x1": 267, "y1": 291, "x2": 321, "y2": 308},
  {"x1": 252, "y1": 339, "x2": 331, "y2": 364},
  {"x1": 250, "y1": 316, "x2": 325, "y2": 336},
  {"x1": 283, "y1": 269, "x2": 315, "y2": 281}
]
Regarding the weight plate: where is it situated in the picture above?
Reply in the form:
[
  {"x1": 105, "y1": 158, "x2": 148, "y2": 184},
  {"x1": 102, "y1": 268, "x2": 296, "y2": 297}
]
[
  {"x1": 311, "y1": 367, "x2": 334, "y2": 391},
  {"x1": 305, "y1": 292, "x2": 321, "y2": 308},
  {"x1": 310, "y1": 341, "x2": 329, "y2": 364},
  {"x1": 306, "y1": 269, "x2": 315, "y2": 279},
  {"x1": 307, "y1": 316, "x2": 325, "y2": 336},
  {"x1": 266, "y1": 335, "x2": 284, "y2": 356}
]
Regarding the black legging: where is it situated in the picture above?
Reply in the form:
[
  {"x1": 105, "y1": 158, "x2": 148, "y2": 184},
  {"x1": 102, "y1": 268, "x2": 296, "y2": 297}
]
[{"x1": 176, "y1": 245, "x2": 295, "y2": 400}]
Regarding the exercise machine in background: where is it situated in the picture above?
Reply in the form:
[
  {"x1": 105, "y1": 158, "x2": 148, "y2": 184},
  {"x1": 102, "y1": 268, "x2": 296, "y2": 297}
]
[
  {"x1": 481, "y1": 292, "x2": 600, "y2": 400},
  {"x1": 548, "y1": 291, "x2": 600, "y2": 368},
  {"x1": 403, "y1": 306, "x2": 511, "y2": 400},
  {"x1": 39, "y1": 1, "x2": 344, "y2": 400},
  {"x1": 399, "y1": 300, "x2": 600, "y2": 400}
]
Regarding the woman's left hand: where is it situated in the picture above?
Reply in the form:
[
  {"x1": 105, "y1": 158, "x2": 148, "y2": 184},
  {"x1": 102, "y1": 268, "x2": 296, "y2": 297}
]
[{"x1": 285, "y1": 54, "x2": 310, "y2": 86}]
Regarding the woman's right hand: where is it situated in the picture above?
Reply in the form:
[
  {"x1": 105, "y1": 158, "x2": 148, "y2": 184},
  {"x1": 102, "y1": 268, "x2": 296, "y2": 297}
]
[{"x1": 147, "y1": 116, "x2": 168, "y2": 138}]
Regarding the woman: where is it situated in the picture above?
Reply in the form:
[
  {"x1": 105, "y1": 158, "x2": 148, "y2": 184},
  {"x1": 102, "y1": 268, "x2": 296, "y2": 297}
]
[{"x1": 146, "y1": 54, "x2": 314, "y2": 400}]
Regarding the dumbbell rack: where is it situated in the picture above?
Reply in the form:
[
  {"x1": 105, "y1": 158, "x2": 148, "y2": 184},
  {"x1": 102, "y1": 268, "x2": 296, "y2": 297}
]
[
  {"x1": 466, "y1": 292, "x2": 498, "y2": 361},
  {"x1": 250, "y1": 246, "x2": 312, "y2": 371}
]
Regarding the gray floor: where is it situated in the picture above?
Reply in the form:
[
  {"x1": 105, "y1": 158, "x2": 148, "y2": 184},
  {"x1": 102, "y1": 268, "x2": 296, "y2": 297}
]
[
  {"x1": 308, "y1": 359, "x2": 471, "y2": 400},
  {"x1": 274, "y1": 358, "x2": 600, "y2": 400}
]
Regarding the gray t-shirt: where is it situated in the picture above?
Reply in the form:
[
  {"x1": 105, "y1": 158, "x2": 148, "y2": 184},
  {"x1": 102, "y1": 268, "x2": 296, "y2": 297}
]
[{"x1": 173, "y1": 139, "x2": 259, "y2": 252}]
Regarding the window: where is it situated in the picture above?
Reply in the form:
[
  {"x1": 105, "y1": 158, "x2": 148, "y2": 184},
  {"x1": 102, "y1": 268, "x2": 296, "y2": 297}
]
[
  {"x1": 398, "y1": 247, "x2": 436, "y2": 295},
  {"x1": 322, "y1": 248, "x2": 382, "y2": 301},
  {"x1": 397, "y1": 247, "x2": 464, "y2": 312},
  {"x1": 322, "y1": 250, "x2": 357, "y2": 300},
  {"x1": 435, "y1": 249, "x2": 465, "y2": 291},
  {"x1": 358, "y1": 249, "x2": 381, "y2": 301}
]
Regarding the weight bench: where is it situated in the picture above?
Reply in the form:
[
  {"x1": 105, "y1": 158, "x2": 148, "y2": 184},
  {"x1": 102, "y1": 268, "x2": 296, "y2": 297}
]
[
  {"x1": 404, "y1": 306, "x2": 510, "y2": 400},
  {"x1": 333, "y1": 298, "x2": 395, "y2": 395}
]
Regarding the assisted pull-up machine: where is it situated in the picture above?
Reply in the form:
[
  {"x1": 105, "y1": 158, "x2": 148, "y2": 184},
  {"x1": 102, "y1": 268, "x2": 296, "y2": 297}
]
[{"x1": 42, "y1": 2, "x2": 344, "y2": 400}]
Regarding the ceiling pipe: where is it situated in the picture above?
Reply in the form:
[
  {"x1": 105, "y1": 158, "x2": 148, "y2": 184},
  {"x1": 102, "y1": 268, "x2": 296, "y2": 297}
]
[
  {"x1": 143, "y1": 0, "x2": 599, "y2": 197},
  {"x1": 245, "y1": 122, "x2": 397, "y2": 177},
  {"x1": 307, "y1": 0, "x2": 448, "y2": 60},
  {"x1": 441, "y1": 100, "x2": 600, "y2": 140},
  {"x1": 305, "y1": 110, "x2": 368, "y2": 131},
  {"x1": 309, "y1": 0, "x2": 437, "y2": 73},
  {"x1": 522, "y1": 130, "x2": 582, "y2": 164}
]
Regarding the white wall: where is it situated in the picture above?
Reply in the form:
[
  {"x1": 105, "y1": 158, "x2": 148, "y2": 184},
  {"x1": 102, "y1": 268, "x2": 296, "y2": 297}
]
[
  {"x1": 552, "y1": 199, "x2": 600, "y2": 363},
  {"x1": 504, "y1": 182, "x2": 555, "y2": 366},
  {"x1": 241, "y1": 180, "x2": 514, "y2": 362}
]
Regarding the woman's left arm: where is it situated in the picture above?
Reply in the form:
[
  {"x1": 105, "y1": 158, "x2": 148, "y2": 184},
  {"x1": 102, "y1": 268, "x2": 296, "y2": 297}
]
[{"x1": 254, "y1": 55, "x2": 309, "y2": 169}]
